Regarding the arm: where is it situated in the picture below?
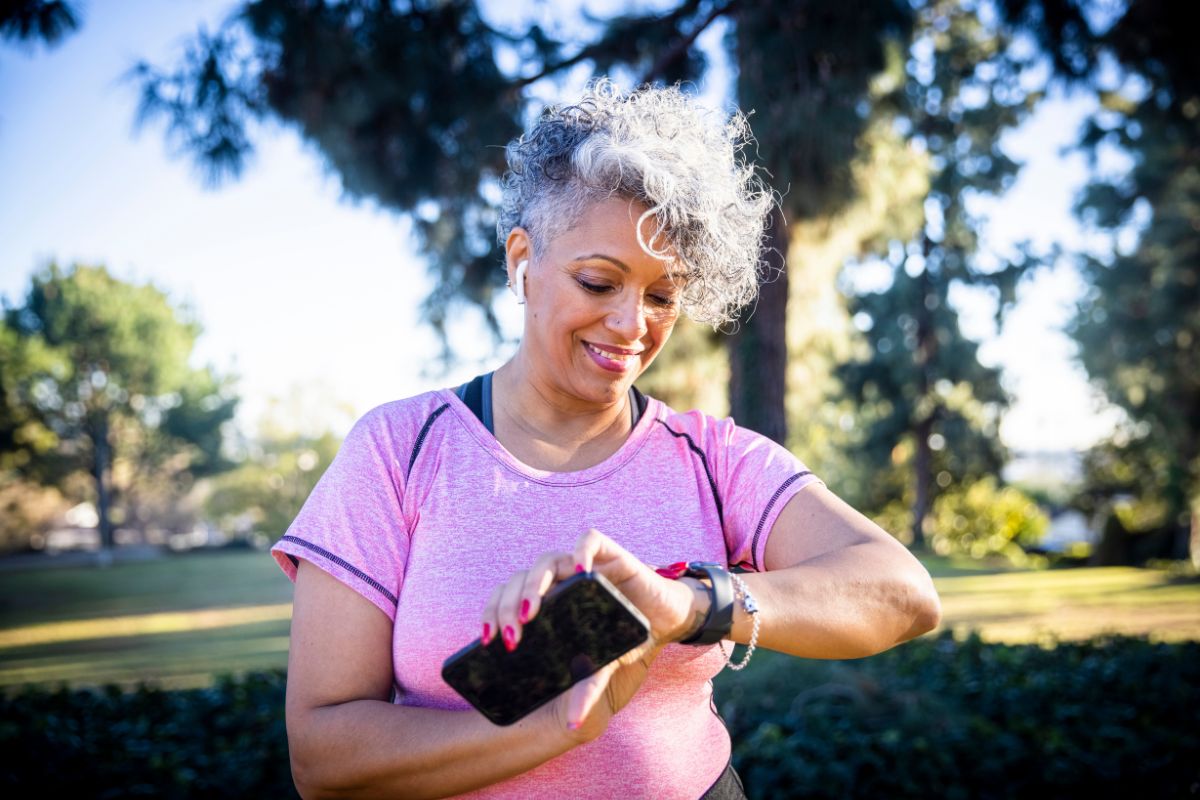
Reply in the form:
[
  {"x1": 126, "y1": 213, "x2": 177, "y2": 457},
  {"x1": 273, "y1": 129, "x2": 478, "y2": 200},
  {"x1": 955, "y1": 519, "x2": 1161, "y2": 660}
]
[
  {"x1": 679, "y1": 482, "x2": 941, "y2": 659},
  {"x1": 286, "y1": 559, "x2": 584, "y2": 800}
]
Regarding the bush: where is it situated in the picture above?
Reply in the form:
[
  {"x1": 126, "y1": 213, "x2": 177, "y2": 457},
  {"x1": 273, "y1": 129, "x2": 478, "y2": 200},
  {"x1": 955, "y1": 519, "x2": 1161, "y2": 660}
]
[
  {"x1": 714, "y1": 631, "x2": 1200, "y2": 799},
  {"x1": 1, "y1": 633, "x2": 1196, "y2": 798},
  {"x1": 0, "y1": 670, "x2": 296, "y2": 799},
  {"x1": 927, "y1": 477, "x2": 1049, "y2": 564}
]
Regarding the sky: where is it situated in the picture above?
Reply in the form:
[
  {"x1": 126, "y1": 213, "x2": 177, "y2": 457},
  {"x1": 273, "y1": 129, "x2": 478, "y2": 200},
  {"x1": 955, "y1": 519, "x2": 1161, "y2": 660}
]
[{"x1": 0, "y1": 0, "x2": 1121, "y2": 454}]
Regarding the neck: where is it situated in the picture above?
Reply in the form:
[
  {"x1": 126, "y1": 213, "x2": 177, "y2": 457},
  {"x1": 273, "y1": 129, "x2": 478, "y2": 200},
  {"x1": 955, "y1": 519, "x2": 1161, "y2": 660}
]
[{"x1": 494, "y1": 347, "x2": 631, "y2": 446}]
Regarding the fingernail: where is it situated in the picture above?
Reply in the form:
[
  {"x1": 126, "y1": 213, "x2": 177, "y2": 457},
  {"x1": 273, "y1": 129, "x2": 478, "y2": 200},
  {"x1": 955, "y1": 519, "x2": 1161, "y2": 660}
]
[
  {"x1": 567, "y1": 719, "x2": 580, "y2": 730},
  {"x1": 655, "y1": 561, "x2": 689, "y2": 579},
  {"x1": 575, "y1": 563, "x2": 585, "y2": 573},
  {"x1": 503, "y1": 625, "x2": 516, "y2": 652},
  {"x1": 482, "y1": 623, "x2": 492, "y2": 645},
  {"x1": 519, "y1": 599, "x2": 531, "y2": 624}
]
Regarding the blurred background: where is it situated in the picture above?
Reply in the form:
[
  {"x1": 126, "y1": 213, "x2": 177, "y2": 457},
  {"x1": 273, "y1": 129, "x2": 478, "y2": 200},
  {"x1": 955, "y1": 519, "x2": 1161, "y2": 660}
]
[{"x1": 1, "y1": 0, "x2": 1197, "y2": 797}]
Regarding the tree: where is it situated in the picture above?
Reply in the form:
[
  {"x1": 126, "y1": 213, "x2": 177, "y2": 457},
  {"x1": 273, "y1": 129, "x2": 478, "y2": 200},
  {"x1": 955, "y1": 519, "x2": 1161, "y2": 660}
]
[
  {"x1": 204, "y1": 415, "x2": 341, "y2": 548},
  {"x1": 128, "y1": 0, "x2": 918, "y2": 446},
  {"x1": 724, "y1": 0, "x2": 913, "y2": 444},
  {"x1": 836, "y1": 0, "x2": 1042, "y2": 548},
  {"x1": 0, "y1": 263, "x2": 239, "y2": 553},
  {"x1": 0, "y1": 0, "x2": 80, "y2": 48},
  {"x1": 1062, "y1": 0, "x2": 1200, "y2": 565}
]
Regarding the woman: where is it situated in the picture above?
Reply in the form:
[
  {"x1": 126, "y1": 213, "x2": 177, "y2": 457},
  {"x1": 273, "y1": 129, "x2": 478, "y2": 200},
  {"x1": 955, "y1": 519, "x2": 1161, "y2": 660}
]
[{"x1": 270, "y1": 79, "x2": 941, "y2": 800}]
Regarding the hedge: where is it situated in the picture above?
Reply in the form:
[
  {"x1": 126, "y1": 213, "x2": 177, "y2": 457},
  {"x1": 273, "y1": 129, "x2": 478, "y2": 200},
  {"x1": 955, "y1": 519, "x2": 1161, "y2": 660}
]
[
  {"x1": 714, "y1": 631, "x2": 1200, "y2": 799},
  {"x1": 1, "y1": 631, "x2": 1196, "y2": 798}
]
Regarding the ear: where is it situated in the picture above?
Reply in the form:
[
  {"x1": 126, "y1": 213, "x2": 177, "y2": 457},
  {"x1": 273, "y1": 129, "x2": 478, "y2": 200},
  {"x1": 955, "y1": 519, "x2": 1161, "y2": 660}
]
[{"x1": 504, "y1": 227, "x2": 533, "y2": 293}]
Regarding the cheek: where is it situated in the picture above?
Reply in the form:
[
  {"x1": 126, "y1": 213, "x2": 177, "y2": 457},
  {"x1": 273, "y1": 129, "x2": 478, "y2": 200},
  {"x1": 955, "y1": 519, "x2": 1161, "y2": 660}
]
[{"x1": 652, "y1": 313, "x2": 678, "y2": 343}]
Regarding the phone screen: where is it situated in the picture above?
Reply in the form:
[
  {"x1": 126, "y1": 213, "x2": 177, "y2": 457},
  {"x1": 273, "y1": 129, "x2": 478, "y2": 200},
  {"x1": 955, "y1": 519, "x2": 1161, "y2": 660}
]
[{"x1": 441, "y1": 572, "x2": 650, "y2": 726}]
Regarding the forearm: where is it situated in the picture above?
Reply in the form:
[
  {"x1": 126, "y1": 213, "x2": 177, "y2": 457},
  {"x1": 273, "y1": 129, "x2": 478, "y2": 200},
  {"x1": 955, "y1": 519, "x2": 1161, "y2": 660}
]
[
  {"x1": 291, "y1": 699, "x2": 574, "y2": 800},
  {"x1": 729, "y1": 543, "x2": 941, "y2": 659}
]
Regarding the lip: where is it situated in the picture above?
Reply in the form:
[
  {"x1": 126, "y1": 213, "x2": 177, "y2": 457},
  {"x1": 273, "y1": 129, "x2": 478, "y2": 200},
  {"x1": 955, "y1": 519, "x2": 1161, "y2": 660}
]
[
  {"x1": 582, "y1": 340, "x2": 642, "y2": 373},
  {"x1": 583, "y1": 340, "x2": 643, "y2": 356}
]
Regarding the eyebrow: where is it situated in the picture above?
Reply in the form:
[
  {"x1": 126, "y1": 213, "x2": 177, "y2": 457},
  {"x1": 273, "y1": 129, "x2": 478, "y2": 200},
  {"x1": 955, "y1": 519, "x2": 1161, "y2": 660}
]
[{"x1": 573, "y1": 253, "x2": 687, "y2": 281}]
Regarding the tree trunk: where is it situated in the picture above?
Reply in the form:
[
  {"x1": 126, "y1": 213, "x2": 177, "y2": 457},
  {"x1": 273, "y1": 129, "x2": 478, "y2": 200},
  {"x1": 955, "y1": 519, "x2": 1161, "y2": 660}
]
[
  {"x1": 728, "y1": 206, "x2": 789, "y2": 445},
  {"x1": 908, "y1": 237, "x2": 937, "y2": 552},
  {"x1": 90, "y1": 410, "x2": 114, "y2": 556},
  {"x1": 911, "y1": 416, "x2": 932, "y2": 551},
  {"x1": 1190, "y1": 506, "x2": 1199, "y2": 570},
  {"x1": 1090, "y1": 510, "x2": 1132, "y2": 566}
]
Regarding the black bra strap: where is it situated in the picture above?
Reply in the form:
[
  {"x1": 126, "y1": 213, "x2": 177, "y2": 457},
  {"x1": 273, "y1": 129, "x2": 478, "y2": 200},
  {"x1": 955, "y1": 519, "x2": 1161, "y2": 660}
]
[
  {"x1": 455, "y1": 371, "x2": 648, "y2": 434},
  {"x1": 630, "y1": 384, "x2": 649, "y2": 426},
  {"x1": 480, "y1": 371, "x2": 494, "y2": 433},
  {"x1": 455, "y1": 373, "x2": 486, "y2": 425}
]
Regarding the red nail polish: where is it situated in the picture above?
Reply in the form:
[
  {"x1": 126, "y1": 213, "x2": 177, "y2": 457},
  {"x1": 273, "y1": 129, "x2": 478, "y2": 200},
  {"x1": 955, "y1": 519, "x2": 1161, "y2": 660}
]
[
  {"x1": 519, "y1": 599, "x2": 531, "y2": 623},
  {"x1": 482, "y1": 623, "x2": 492, "y2": 645},
  {"x1": 655, "y1": 561, "x2": 689, "y2": 580},
  {"x1": 503, "y1": 625, "x2": 516, "y2": 652},
  {"x1": 575, "y1": 563, "x2": 585, "y2": 573}
]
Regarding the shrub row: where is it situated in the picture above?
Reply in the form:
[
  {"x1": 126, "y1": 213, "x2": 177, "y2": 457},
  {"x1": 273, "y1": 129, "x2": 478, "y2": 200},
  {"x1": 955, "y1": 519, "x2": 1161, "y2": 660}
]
[
  {"x1": 1, "y1": 631, "x2": 1196, "y2": 798},
  {"x1": 0, "y1": 670, "x2": 295, "y2": 798},
  {"x1": 714, "y1": 631, "x2": 1200, "y2": 799}
]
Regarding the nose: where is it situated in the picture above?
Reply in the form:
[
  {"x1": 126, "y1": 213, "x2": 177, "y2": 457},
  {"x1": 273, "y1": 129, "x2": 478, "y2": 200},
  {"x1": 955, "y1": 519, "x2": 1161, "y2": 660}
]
[{"x1": 605, "y1": 291, "x2": 649, "y2": 342}]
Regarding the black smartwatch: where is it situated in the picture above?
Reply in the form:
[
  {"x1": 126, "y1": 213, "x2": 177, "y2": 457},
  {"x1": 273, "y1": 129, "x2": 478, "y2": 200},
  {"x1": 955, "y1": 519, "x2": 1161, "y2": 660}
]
[{"x1": 677, "y1": 562, "x2": 735, "y2": 645}]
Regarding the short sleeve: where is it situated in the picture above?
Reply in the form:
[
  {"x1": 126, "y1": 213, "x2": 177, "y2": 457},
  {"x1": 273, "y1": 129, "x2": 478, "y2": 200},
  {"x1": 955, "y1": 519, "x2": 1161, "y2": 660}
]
[
  {"x1": 270, "y1": 406, "x2": 409, "y2": 622},
  {"x1": 707, "y1": 417, "x2": 824, "y2": 572}
]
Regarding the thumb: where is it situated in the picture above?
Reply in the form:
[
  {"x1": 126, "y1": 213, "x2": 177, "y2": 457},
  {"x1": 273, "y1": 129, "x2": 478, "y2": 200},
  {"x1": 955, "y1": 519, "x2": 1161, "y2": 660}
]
[{"x1": 566, "y1": 661, "x2": 617, "y2": 730}]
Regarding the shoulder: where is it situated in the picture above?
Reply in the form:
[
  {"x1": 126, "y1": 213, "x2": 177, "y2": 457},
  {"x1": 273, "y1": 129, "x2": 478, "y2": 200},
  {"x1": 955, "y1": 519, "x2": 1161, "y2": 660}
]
[
  {"x1": 648, "y1": 395, "x2": 742, "y2": 450},
  {"x1": 342, "y1": 389, "x2": 455, "y2": 455},
  {"x1": 365, "y1": 389, "x2": 452, "y2": 424},
  {"x1": 645, "y1": 394, "x2": 803, "y2": 478}
]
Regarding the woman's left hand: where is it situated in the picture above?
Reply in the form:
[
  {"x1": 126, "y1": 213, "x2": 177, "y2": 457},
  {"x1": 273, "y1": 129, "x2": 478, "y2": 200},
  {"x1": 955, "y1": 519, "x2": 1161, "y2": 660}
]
[
  {"x1": 569, "y1": 527, "x2": 698, "y2": 645},
  {"x1": 482, "y1": 527, "x2": 699, "y2": 656}
]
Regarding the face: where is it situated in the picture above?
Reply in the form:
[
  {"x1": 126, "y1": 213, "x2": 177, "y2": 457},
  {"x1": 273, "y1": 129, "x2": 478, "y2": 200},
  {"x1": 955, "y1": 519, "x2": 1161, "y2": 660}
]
[{"x1": 506, "y1": 196, "x2": 683, "y2": 409}]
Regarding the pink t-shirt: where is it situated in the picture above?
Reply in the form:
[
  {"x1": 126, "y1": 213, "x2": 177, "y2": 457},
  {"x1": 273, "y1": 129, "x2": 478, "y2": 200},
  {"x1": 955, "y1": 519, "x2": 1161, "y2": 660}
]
[{"x1": 271, "y1": 387, "x2": 822, "y2": 799}]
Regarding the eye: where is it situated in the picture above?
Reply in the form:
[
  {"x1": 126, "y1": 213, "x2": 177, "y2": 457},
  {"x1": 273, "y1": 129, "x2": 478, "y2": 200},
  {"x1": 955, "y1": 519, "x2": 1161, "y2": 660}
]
[
  {"x1": 577, "y1": 278, "x2": 612, "y2": 294},
  {"x1": 649, "y1": 293, "x2": 678, "y2": 308}
]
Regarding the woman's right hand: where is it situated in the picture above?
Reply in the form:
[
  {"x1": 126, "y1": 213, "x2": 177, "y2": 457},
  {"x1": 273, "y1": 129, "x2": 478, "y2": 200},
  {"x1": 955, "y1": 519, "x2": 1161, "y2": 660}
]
[
  {"x1": 550, "y1": 627, "x2": 658, "y2": 743},
  {"x1": 480, "y1": 532, "x2": 700, "y2": 743},
  {"x1": 479, "y1": 547, "x2": 674, "y2": 744}
]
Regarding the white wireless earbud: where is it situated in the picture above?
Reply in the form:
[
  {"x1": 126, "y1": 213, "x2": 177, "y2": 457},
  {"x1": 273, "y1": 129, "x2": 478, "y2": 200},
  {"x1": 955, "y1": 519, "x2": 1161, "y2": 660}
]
[{"x1": 513, "y1": 260, "x2": 528, "y2": 305}]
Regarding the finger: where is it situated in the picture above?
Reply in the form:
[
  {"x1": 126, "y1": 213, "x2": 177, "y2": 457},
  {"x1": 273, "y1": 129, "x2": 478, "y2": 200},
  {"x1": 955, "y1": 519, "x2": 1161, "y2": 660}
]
[
  {"x1": 495, "y1": 570, "x2": 528, "y2": 652},
  {"x1": 574, "y1": 528, "x2": 642, "y2": 585},
  {"x1": 566, "y1": 660, "x2": 618, "y2": 730},
  {"x1": 480, "y1": 581, "x2": 506, "y2": 647},
  {"x1": 519, "y1": 552, "x2": 575, "y2": 626}
]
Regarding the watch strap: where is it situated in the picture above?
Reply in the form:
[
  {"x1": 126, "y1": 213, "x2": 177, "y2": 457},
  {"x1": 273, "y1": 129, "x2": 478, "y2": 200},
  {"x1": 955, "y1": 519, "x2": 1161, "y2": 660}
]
[{"x1": 678, "y1": 562, "x2": 735, "y2": 645}]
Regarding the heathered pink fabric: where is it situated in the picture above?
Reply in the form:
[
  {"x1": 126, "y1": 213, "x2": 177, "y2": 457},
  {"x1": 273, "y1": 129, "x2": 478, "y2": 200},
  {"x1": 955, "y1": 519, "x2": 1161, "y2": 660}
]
[{"x1": 271, "y1": 387, "x2": 822, "y2": 799}]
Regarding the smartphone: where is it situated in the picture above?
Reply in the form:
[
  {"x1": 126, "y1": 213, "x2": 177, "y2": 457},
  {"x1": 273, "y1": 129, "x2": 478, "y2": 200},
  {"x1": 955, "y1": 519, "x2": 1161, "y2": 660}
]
[{"x1": 441, "y1": 571, "x2": 650, "y2": 726}]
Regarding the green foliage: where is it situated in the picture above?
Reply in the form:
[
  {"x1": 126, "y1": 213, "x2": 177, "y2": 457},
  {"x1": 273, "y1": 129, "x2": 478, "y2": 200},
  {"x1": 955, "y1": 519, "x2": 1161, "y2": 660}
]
[
  {"x1": 715, "y1": 631, "x2": 1200, "y2": 799},
  {"x1": 1062, "y1": 0, "x2": 1200, "y2": 562},
  {"x1": 835, "y1": 0, "x2": 1049, "y2": 543},
  {"x1": 203, "y1": 424, "x2": 341, "y2": 544},
  {"x1": 127, "y1": 0, "x2": 726, "y2": 353},
  {"x1": 734, "y1": 0, "x2": 913, "y2": 221},
  {"x1": 927, "y1": 476, "x2": 1049, "y2": 563},
  {"x1": 636, "y1": 316, "x2": 728, "y2": 416},
  {"x1": 0, "y1": 670, "x2": 296, "y2": 798},
  {"x1": 1, "y1": 634, "x2": 1196, "y2": 797},
  {"x1": 0, "y1": 263, "x2": 239, "y2": 551}
]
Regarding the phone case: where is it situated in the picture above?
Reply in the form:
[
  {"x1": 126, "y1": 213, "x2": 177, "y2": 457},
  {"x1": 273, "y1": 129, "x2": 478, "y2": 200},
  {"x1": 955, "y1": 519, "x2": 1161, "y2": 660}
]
[{"x1": 441, "y1": 572, "x2": 650, "y2": 725}]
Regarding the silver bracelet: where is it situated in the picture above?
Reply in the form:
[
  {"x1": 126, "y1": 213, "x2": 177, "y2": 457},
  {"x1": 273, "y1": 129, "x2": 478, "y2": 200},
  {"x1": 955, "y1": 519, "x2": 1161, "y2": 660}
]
[{"x1": 717, "y1": 572, "x2": 759, "y2": 671}]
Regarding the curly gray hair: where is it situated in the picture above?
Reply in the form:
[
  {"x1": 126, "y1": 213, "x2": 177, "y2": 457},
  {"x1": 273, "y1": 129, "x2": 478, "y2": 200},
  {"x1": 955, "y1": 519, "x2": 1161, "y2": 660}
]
[{"x1": 497, "y1": 78, "x2": 775, "y2": 328}]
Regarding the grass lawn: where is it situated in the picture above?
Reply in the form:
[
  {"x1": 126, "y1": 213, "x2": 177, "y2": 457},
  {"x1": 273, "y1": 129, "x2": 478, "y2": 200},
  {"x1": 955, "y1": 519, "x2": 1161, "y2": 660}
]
[{"x1": 0, "y1": 548, "x2": 1197, "y2": 694}]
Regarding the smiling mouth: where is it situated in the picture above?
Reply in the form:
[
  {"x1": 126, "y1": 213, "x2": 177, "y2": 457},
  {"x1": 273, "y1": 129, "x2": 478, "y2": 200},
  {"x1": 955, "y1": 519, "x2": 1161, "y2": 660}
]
[{"x1": 583, "y1": 341, "x2": 643, "y2": 361}]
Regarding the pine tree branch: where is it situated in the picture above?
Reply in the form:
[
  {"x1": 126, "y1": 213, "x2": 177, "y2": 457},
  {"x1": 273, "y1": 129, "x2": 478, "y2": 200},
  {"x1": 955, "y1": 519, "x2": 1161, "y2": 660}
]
[
  {"x1": 639, "y1": 0, "x2": 740, "y2": 85},
  {"x1": 508, "y1": 0, "x2": 724, "y2": 91}
]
